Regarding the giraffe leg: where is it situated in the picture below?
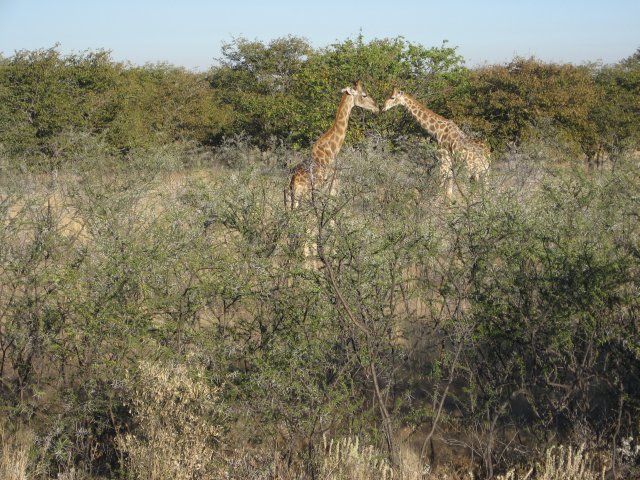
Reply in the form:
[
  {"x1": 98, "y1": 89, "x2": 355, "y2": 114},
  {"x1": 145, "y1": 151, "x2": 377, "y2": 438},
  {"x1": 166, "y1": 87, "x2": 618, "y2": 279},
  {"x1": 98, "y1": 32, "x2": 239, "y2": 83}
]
[
  {"x1": 303, "y1": 229, "x2": 314, "y2": 262},
  {"x1": 303, "y1": 216, "x2": 324, "y2": 270},
  {"x1": 286, "y1": 178, "x2": 311, "y2": 270},
  {"x1": 439, "y1": 149, "x2": 454, "y2": 199},
  {"x1": 469, "y1": 157, "x2": 480, "y2": 185},
  {"x1": 300, "y1": 182, "x2": 320, "y2": 269},
  {"x1": 327, "y1": 166, "x2": 340, "y2": 198},
  {"x1": 468, "y1": 153, "x2": 489, "y2": 190},
  {"x1": 291, "y1": 179, "x2": 305, "y2": 210}
]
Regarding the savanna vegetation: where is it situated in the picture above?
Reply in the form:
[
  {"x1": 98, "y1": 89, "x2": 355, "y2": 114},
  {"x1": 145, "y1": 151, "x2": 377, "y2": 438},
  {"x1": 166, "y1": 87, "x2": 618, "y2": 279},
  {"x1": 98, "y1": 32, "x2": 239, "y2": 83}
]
[{"x1": 0, "y1": 36, "x2": 639, "y2": 479}]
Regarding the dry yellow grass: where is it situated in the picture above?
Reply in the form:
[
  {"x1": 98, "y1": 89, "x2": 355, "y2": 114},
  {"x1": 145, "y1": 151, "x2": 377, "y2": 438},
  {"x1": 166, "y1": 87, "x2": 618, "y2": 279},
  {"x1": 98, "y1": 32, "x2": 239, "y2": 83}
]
[
  {"x1": 496, "y1": 444, "x2": 607, "y2": 480},
  {"x1": 115, "y1": 359, "x2": 223, "y2": 480},
  {"x1": 0, "y1": 426, "x2": 32, "y2": 480},
  {"x1": 320, "y1": 435, "x2": 395, "y2": 480}
]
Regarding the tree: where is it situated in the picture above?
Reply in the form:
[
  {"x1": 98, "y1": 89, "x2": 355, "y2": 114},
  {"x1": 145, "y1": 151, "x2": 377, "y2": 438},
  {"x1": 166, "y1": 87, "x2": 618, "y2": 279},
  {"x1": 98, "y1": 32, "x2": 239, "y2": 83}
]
[
  {"x1": 0, "y1": 47, "x2": 117, "y2": 162},
  {"x1": 208, "y1": 36, "x2": 312, "y2": 146},
  {"x1": 108, "y1": 64, "x2": 232, "y2": 151},
  {"x1": 467, "y1": 58, "x2": 602, "y2": 156},
  {"x1": 0, "y1": 46, "x2": 233, "y2": 165},
  {"x1": 208, "y1": 35, "x2": 470, "y2": 149},
  {"x1": 291, "y1": 35, "x2": 470, "y2": 147},
  {"x1": 592, "y1": 48, "x2": 640, "y2": 163}
]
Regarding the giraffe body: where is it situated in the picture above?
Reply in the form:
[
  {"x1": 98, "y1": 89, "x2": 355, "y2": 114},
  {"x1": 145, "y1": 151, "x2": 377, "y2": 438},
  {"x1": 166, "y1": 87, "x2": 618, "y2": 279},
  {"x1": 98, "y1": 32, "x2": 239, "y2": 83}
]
[
  {"x1": 287, "y1": 81, "x2": 379, "y2": 209},
  {"x1": 383, "y1": 88, "x2": 489, "y2": 197}
]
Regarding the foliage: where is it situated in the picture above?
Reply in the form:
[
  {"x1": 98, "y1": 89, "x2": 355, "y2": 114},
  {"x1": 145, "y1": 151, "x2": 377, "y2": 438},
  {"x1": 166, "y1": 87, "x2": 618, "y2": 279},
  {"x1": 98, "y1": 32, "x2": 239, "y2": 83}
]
[
  {"x1": 289, "y1": 36, "x2": 469, "y2": 146},
  {"x1": 0, "y1": 47, "x2": 232, "y2": 166},
  {"x1": 207, "y1": 36, "x2": 311, "y2": 146},
  {"x1": 206, "y1": 35, "x2": 469, "y2": 148},
  {"x1": 466, "y1": 58, "x2": 603, "y2": 155},
  {"x1": 593, "y1": 48, "x2": 640, "y2": 160},
  {"x1": 440, "y1": 163, "x2": 640, "y2": 476},
  {"x1": 464, "y1": 54, "x2": 640, "y2": 161},
  {"x1": 1, "y1": 39, "x2": 640, "y2": 480},
  {"x1": 0, "y1": 47, "x2": 117, "y2": 164},
  {"x1": 0, "y1": 143, "x2": 639, "y2": 478},
  {"x1": 106, "y1": 64, "x2": 232, "y2": 151},
  {"x1": 1, "y1": 42, "x2": 639, "y2": 167}
]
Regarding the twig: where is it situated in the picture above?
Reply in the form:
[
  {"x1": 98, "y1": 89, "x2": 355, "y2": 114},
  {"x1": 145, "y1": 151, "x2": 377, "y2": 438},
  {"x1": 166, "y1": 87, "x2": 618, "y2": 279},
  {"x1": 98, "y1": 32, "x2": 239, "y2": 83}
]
[{"x1": 419, "y1": 337, "x2": 464, "y2": 461}]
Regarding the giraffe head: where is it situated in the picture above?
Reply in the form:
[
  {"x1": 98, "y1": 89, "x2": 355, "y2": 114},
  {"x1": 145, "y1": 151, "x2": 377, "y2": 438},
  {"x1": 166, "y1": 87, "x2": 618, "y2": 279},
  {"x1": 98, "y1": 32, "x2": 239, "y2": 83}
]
[
  {"x1": 342, "y1": 80, "x2": 379, "y2": 113},
  {"x1": 382, "y1": 87, "x2": 406, "y2": 111}
]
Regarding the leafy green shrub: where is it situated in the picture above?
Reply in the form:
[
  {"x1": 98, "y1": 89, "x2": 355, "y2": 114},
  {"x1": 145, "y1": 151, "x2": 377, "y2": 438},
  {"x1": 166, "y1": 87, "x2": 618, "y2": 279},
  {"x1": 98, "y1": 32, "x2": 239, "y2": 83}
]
[
  {"x1": 0, "y1": 47, "x2": 232, "y2": 167},
  {"x1": 2, "y1": 42, "x2": 638, "y2": 169},
  {"x1": 466, "y1": 57, "x2": 602, "y2": 155},
  {"x1": 437, "y1": 158, "x2": 640, "y2": 476},
  {"x1": 107, "y1": 65, "x2": 233, "y2": 152},
  {"x1": 593, "y1": 49, "x2": 640, "y2": 162},
  {"x1": 208, "y1": 35, "x2": 469, "y2": 148},
  {"x1": 0, "y1": 47, "x2": 119, "y2": 163}
]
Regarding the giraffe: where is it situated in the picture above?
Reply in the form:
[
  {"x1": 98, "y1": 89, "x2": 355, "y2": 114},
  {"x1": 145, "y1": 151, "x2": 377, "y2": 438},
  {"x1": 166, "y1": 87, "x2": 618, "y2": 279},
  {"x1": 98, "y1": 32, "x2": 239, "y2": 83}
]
[
  {"x1": 286, "y1": 80, "x2": 379, "y2": 209},
  {"x1": 382, "y1": 87, "x2": 490, "y2": 198}
]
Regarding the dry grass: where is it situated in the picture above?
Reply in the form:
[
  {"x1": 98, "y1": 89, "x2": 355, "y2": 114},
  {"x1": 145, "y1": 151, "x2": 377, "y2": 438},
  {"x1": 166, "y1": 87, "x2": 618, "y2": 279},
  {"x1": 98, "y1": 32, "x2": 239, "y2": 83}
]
[
  {"x1": 535, "y1": 444, "x2": 606, "y2": 480},
  {"x1": 319, "y1": 435, "x2": 394, "y2": 480},
  {"x1": 0, "y1": 426, "x2": 32, "y2": 480},
  {"x1": 115, "y1": 359, "x2": 223, "y2": 480},
  {"x1": 496, "y1": 444, "x2": 607, "y2": 480},
  {"x1": 317, "y1": 436, "x2": 475, "y2": 480}
]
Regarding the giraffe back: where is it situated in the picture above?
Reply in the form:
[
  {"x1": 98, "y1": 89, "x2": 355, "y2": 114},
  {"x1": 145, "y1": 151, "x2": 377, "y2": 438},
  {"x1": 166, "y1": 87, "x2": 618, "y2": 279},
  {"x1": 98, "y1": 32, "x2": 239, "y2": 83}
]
[{"x1": 442, "y1": 122, "x2": 490, "y2": 177}]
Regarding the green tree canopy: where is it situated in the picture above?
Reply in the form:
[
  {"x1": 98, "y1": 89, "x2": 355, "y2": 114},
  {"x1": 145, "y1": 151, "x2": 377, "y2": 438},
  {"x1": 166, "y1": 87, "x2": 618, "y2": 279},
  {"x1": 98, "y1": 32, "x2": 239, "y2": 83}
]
[
  {"x1": 592, "y1": 48, "x2": 640, "y2": 158},
  {"x1": 207, "y1": 35, "x2": 469, "y2": 148},
  {"x1": 465, "y1": 57, "x2": 603, "y2": 154}
]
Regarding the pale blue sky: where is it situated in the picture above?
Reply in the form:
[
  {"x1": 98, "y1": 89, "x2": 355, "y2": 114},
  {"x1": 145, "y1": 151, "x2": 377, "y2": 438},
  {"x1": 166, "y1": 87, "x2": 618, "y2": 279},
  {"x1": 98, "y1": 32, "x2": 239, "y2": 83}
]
[{"x1": 1, "y1": 0, "x2": 638, "y2": 69}]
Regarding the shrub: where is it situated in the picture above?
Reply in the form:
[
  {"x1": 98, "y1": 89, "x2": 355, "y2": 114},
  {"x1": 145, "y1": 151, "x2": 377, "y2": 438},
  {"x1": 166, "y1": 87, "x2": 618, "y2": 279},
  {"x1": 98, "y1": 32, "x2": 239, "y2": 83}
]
[
  {"x1": 0, "y1": 47, "x2": 233, "y2": 167},
  {"x1": 593, "y1": 49, "x2": 640, "y2": 162},
  {"x1": 0, "y1": 113, "x2": 638, "y2": 479},
  {"x1": 466, "y1": 58, "x2": 602, "y2": 156}
]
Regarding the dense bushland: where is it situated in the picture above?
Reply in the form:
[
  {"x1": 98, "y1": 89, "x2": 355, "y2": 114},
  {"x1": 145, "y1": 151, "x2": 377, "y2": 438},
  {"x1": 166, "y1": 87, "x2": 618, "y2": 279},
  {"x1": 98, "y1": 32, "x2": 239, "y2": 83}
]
[
  {"x1": 0, "y1": 140, "x2": 639, "y2": 478},
  {"x1": 1, "y1": 37, "x2": 639, "y2": 479}
]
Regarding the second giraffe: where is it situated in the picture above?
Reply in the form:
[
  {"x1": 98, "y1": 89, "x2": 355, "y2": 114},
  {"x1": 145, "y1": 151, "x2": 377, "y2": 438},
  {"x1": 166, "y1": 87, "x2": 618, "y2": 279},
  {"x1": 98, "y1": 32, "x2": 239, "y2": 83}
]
[{"x1": 383, "y1": 87, "x2": 490, "y2": 197}]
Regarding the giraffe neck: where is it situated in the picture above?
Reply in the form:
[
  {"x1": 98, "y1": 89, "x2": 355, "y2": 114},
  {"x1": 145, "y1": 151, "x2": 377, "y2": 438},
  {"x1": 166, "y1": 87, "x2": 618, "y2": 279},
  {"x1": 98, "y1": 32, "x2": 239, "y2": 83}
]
[
  {"x1": 402, "y1": 94, "x2": 452, "y2": 146},
  {"x1": 312, "y1": 93, "x2": 354, "y2": 166}
]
